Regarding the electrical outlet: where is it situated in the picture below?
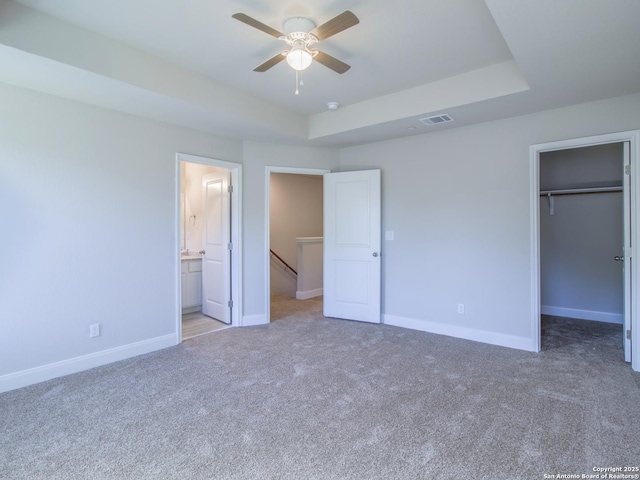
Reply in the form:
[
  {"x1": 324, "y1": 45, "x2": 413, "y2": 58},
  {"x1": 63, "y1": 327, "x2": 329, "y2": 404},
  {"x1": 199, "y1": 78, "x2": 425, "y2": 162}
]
[
  {"x1": 89, "y1": 323, "x2": 101, "y2": 338},
  {"x1": 457, "y1": 304, "x2": 465, "y2": 314}
]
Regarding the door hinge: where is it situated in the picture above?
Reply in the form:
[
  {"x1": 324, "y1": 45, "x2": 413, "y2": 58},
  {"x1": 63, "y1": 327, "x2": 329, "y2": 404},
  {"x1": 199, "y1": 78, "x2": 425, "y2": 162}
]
[
  {"x1": 228, "y1": 300, "x2": 233, "y2": 308},
  {"x1": 228, "y1": 243, "x2": 233, "y2": 251},
  {"x1": 228, "y1": 185, "x2": 234, "y2": 193},
  {"x1": 625, "y1": 165, "x2": 631, "y2": 175},
  {"x1": 627, "y1": 329, "x2": 632, "y2": 340}
]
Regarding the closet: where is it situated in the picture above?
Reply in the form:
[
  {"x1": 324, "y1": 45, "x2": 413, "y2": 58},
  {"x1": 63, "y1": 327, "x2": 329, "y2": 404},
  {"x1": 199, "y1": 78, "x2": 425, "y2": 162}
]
[{"x1": 539, "y1": 143, "x2": 625, "y2": 326}]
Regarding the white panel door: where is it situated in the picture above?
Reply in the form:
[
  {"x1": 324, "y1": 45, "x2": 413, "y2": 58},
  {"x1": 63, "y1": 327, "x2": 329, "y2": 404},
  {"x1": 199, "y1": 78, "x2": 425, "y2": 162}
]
[
  {"x1": 202, "y1": 172, "x2": 230, "y2": 324},
  {"x1": 623, "y1": 142, "x2": 632, "y2": 362},
  {"x1": 324, "y1": 170, "x2": 381, "y2": 323}
]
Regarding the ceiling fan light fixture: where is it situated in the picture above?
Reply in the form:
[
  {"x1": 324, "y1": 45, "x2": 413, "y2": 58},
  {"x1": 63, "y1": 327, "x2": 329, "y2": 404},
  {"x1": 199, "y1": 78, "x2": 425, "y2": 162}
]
[
  {"x1": 232, "y1": 11, "x2": 359, "y2": 89},
  {"x1": 286, "y1": 43, "x2": 313, "y2": 71}
]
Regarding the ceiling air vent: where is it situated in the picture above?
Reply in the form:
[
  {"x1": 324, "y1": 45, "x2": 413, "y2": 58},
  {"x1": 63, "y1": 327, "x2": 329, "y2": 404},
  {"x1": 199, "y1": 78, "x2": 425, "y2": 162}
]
[{"x1": 419, "y1": 114, "x2": 454, "y2": 126}]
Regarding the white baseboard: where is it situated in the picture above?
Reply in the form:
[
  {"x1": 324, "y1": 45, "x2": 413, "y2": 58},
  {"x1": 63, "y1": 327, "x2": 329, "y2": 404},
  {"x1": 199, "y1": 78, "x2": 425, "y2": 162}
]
[
  {"x1": 296, "y1": 288, "x2": 323, "y2": 300},
  {"x1": 242, "y1": 313, "x2": 267, "y2": 327},
  {"x1": 182, "y1": 306, "x2": 201, "y2": 314},
  {"x1": 541, "y1": 305, "x2": 623, "y2": 324},
  {"x1": 383, "y1": 314, "x2": 535, "y2": 352},
  {"x1": 0, "y1": 334, "x2": 177, "y2": 394}
]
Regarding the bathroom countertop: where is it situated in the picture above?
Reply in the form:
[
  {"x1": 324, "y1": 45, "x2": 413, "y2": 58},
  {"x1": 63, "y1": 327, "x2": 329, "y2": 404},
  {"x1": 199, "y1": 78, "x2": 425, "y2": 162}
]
[{"x1": 181, "y1": 255, "x2": 202, "y2": 261}]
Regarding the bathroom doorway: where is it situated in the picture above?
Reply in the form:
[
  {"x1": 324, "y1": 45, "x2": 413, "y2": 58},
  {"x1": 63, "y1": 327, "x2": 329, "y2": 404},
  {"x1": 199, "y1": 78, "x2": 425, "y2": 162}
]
[{"x1": 177, "y1": 154, "x2": 242, "y2": 341}]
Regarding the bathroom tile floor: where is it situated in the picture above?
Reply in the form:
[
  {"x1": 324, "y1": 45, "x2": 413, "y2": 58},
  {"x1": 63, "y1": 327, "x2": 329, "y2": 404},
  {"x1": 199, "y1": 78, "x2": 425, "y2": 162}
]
[{"x1": 182, "y1": 312, "x2": 229, "y2": 340}]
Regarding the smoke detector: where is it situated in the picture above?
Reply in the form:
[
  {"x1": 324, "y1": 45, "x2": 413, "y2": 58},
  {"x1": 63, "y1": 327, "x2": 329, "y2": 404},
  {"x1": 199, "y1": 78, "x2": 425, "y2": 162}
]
[{"x1": 327, "y1": 102, "x2": 340, "y2": 110}]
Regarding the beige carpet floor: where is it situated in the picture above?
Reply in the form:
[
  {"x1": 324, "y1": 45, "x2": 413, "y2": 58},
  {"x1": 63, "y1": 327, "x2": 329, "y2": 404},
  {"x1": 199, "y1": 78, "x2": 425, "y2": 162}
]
[
  {"x1": 270, "y1": 293, "x2": 323, "y2": 322},
  {"x1": 1, "y1": 310, "x2": 638, "y2": 479}
]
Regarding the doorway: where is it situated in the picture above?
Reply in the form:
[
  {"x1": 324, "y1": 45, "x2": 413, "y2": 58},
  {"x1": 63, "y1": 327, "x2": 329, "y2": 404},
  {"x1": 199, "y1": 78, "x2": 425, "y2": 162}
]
[
  {"x1": 265, "y1": 167, "x2": 383, "y2": 325},
  {"x1": 530, "y1": 131, "x2": 640, "y2": 371},
  {"x1": 176, "y1": 153, "x2": 242, "y2": 341},
  {"x1": 540, "y1": 143, "x2": 625, "y2": 354},
  {"x1": 265, "y1": 167, "x2": 329, "y2": 323}
]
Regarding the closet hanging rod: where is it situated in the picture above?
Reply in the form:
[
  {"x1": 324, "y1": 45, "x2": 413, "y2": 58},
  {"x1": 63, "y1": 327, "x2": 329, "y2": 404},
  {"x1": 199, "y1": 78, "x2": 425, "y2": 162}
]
[{"x1": 539, "y1": 186, "x2": 623, "y2": 196}]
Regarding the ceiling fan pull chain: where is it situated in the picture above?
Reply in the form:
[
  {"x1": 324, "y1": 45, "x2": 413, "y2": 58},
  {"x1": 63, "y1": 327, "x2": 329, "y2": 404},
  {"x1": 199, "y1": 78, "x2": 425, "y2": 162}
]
[{"x1": 295, "y1": 70, "x2": 300, "y2": 95}]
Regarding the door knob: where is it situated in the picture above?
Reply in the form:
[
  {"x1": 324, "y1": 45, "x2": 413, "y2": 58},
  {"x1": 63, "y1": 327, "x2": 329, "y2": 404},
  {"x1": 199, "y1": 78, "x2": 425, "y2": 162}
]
[
  {"x1": 614, "y1": 255, "x2": 624, "y2": 262},
  {"x1": 199, "y1": 250, "x2": 205, "y2": 255},
  {"x1": 372, "y1": 252, "x2": 379, "y2": 257}
]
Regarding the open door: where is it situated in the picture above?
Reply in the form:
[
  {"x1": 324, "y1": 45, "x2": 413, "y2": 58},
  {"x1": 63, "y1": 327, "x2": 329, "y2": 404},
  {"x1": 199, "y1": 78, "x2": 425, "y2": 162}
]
[
  {"x1": 623, "y1": 141, "x2": 632, "y2": 361},
  {"x1": 202, "y1": 171, "x2": 231, "y2": 324},
  {"x1": 323, "y1": 169, "x2": 381, "y2": 323}
]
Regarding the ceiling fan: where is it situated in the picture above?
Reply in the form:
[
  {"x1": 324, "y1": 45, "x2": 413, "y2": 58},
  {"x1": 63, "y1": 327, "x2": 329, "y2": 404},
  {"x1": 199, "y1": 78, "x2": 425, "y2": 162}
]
[{"x1": 232, "y1": 10, "x2": 359, "y2": 94}]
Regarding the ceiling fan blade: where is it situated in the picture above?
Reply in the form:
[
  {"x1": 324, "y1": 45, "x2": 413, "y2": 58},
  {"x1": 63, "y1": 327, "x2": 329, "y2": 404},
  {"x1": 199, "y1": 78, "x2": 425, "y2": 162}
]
[
  {"x1": 232, "y1": 13, "x2": 284, "y2": 38},
  {"x1": 313, "y1": 51, "x2": 351, "y2": 74},
  {"x1": 310, "y1": 11, "x2": 359, "y2": 41},
  {"x1": 254, "y1": 53, "x2": 286, "y2": 72}
]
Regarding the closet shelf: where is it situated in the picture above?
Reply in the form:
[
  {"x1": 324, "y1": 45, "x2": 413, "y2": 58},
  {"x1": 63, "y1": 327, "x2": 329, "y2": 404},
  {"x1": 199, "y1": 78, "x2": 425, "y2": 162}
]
[{"x1": 539, "y1": 186, "x2": 622, "y2": 196}]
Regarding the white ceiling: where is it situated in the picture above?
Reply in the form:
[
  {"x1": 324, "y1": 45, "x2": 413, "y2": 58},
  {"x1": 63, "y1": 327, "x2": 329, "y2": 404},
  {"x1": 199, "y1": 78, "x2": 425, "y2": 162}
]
[{"x1": 1, "y1": 0, "x2": 639, "y2": 147}]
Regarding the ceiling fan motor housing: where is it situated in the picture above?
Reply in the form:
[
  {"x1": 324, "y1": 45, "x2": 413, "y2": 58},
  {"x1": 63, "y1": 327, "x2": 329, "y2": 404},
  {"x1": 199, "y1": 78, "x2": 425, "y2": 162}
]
[{"x1": 283, "y1": 17, "x2": 316, "y2": 35}]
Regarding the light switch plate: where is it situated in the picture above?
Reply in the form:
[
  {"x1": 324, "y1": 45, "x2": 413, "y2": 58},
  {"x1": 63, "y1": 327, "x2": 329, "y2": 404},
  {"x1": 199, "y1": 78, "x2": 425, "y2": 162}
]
[
  {"x1": 89, "y1": 323, "x2": 101, "y2": 338},
  {"x1": 385, "y1": 231, "x2": 394, "y2": 241}
]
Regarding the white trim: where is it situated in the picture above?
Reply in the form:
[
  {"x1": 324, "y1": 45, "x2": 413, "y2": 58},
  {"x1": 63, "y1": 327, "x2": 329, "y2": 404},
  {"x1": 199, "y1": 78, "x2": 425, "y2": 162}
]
[
  {"x1": 176, "y1": 153, "x2": 243, "y2": 337},
  {"x1": 175, "y1": 158, "x2": 183, "y2": 342},
  {"x1": 541, "y1": 306, "x2": 623, "y2": 324},
  {"x1": 265, "y1": 166, "x2": 330, "y2": 323},
  {"x1": 530, "y1": 130, "x2": 640, "y2": 372},
  {"x1": 0, "y1": 334, "x2": 176, "y2": 394},
  {"x1": 530, "y1": 146, "x2": 541, "y2": 351},
  {"x1": 178, "y1": 153, "x2": 243, "y2": 171},
  {"x1": 383, "y1": 315, "x2": 534, "y2": 352},
  {"x1": 296, "y1": 236, "x2": 323, "y2": 243},
  {"x1": 182, "y1": 306, "x2": 201, "y2": 314},
  {"x1": 242, "y1": 314, "x2": 267, "y2": 327},
  {"x1": 623, "y1": 141, "x2": 632, "y2": 362},
  {"x1": 296, "y1": 288, "x2": 323, "y2": 300}
]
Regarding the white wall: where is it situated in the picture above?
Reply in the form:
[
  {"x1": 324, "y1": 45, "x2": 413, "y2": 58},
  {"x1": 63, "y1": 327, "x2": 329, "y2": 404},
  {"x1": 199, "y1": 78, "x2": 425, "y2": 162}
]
[
  {"x1": 540, "y1": 193, "x2": 623, "y2": 321},
  {"x1": 269, "y1": 260, "x2": 297, "y2": 297},
  {"x1": 339, "y1": 93, "x2": 640, "y2": 349},
  {"x1": 540, "y1": 144, "x2": 624, "y2": 323},
  {"x1": 296, "y1": 238, "x2": 324, "y2": 299},
  {"x1": 3, "y1": 78, "x2": 639, "y2": 391},
  {"x1": 540, "y1": 144, "x2": 623, "y2": 190},
  {"x1": 0, "y1": 84, "x2": 340, "y2": 390},
  {"x1": 0, "y1": 82, "x2": 244, "y2": 389},
  {"x1": 269, "y1": 173, "x2": 323, "y2": 297}
]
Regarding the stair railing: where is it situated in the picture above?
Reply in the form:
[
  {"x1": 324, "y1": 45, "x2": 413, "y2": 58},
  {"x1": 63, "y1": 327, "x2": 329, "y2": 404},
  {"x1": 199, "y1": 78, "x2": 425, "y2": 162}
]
[{"x1": 269, "y1": 249, "x2": 297, "y2": 275}]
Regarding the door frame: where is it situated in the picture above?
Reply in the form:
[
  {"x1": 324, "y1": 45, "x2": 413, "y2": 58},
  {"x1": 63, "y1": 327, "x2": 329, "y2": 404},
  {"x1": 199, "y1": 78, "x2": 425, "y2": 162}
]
[
  {"x1": 264, "y1": 166, "x2": 330, "y2": 323},
  {"x1": 176, "y1": 153, "x2": 243, "y2": 341},
  {"x1": 529, "y1": 130, "x2": 640, "y2": 371}
]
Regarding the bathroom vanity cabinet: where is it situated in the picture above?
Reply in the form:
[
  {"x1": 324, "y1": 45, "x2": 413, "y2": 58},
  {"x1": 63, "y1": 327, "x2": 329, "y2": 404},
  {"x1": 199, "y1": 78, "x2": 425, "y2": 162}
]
[{"x1": 181, "y1": 257, "x2": 202, "y2": 313}]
